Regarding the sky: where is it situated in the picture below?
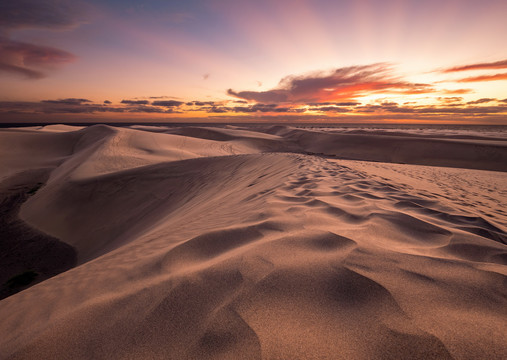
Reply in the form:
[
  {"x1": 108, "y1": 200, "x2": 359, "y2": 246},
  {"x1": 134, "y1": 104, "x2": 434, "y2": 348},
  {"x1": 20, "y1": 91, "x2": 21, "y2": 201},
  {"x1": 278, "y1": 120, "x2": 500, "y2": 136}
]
[{"x1": 0, "y1": 0, "x2": 506, "y2": 124}]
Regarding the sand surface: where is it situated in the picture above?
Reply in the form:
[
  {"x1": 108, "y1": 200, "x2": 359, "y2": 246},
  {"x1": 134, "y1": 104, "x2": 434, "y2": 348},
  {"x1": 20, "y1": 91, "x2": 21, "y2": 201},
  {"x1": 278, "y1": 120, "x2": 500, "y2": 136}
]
[{"x1": 0, "y1": 124, "x2": 506, "y2": 359}]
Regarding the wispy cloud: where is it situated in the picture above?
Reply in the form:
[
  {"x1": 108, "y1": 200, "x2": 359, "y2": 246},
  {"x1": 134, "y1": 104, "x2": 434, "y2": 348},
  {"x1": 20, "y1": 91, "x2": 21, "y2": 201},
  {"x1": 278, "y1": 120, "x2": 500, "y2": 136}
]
[
  {"x1": 466, "y1": 98, "x2": 496, "y2": 105},
  {"x1": 0, "y1": 0, "x2": 88, "y2": 79},
  {"x1": 0, "y1": 38, "x2": 76, "y2": 79},
  {"x1": 441, "y1": 89, "x2": 474, "y2": 95},
  {"x1": 0, "y1": 61, "x2": 44, "y2": 79},
  {"x1": 442, "y1": 59, "x2": 507, "y2": 72},
  {"x1": 456, "y1": 73, "x2": 507, "y2": 82},
  {"x1": 437, "y1": 97, "x2": 463, "y2": 104},
  {"x1": 42, "y1": 98, "x2": 92, "y2": 105}
]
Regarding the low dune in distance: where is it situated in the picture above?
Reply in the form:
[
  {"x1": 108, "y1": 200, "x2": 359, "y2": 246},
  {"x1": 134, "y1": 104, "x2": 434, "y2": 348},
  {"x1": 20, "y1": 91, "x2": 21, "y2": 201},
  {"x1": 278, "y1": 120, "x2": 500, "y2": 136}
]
[{"x1": 0, "y1": 124, "x2": 506, "y2": 359}]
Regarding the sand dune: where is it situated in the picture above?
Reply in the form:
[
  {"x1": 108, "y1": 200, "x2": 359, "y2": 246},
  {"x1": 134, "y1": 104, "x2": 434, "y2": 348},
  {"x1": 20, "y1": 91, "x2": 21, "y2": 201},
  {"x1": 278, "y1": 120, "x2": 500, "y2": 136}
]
[
  {"x1": 0, "y1": 124, "x2": 506, "y2": 359},
  {"x1": 273, "y1": 127, "x2": 507, "y2": 171}
]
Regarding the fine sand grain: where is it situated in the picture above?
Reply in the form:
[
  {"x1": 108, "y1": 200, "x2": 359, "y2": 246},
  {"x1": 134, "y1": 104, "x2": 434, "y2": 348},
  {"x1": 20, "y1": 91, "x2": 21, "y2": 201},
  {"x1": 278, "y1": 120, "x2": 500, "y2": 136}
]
[{"x1": 0, "y1": 124, "x2": 506, "y2": 359}]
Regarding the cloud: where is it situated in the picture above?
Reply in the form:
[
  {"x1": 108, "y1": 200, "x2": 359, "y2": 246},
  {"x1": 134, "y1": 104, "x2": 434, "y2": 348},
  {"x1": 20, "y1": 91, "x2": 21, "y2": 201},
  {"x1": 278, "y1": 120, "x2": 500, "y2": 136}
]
[
  {"x1": 0, "y1": 1, "x2": 88, "y2": 79},
  {"x1": 412, "y1": 105, "x2": 507, "y2": 115},
  {"x1": 42, "y1": 98, "x2": 92, "y2": 105},
  {"x1": 229, "y1": 104, "x2": 291, "y2": 113},
  {"x1": 457, "y1": 73, "x2": 507, "y2": 82},
  {"x1": 188, "y1": 101, "x2": 216, "y2": 106},
  {"x1": 2, "y1": 97, "x2": 506, "y2": 123},
  {"x1": 203, "y1": 73, "x2": 210, "y2": 80},
  {"x1": 227, "y1": 89, "x2": 289, "y2": 103},
  {"x1": 356, "y1": 103, "x2": 507, "y2": 115},
  {"x1": 121, "y1": 99, "x2": 150, "y2": 105},
  {"x1": 466, "y1": 98, "x2": 496, "y2": 105},
  {"x1": 205, "y1": 103, "x2": 293, "y2": 114},
  {"x1": 334, "y1": 101, "x2": 360, "y2": 106},
  {"x1": 437, "y1": 97, "x2": 463, "y2": 103},
  {"x1": 380, "y1": 101, "x2": 398, "y2": 106},
  {"x1": 0, "y1": 38, "x2": 76, "y2": 78},
  {"x1": 441, "y1": 89, "x2": 473, "y2": 95},
  {"x1": 126, "y1": 105, "x2": 172, "y2": 114},
  {"x1": 442, "y1": 59, "x2": 507, "y2": 73},
  {"x1": 227, "y1": 64, "x2": 434, "y2": 104},
  {"x1": 0, "y1": 0, "x2": 89, "y2": 31},
  {"x1": 306, "y1": 101, "x2": 360, "y2": 106},
  {"x1": 104, "y1": 100, "x2": 112, "y2": 104},
  {"x1": 0, "y1": 98, "x2": 182, "y2": 115},
  {"x1": 208, "y1": 107, "x2": 228, "y2": 113},
  {"x1": 0, "y1": 62, "x2": 43, "y2": 79},
  {"x1": 152, "y1": 100, "x2": 184, "y2": 107},
  {"x1": 310, "y1": 106, "x2": 351, "y2": 113},
  {"x1": 148, "y1": 96, "x2": 179, "y2": 99}
]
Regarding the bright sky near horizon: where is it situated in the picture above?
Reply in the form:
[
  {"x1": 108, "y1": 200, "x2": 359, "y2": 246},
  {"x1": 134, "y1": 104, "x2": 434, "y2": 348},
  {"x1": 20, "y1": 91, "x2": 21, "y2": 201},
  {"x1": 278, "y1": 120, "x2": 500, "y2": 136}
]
[{"x1": 0, "y1": 0, "x2": 506, "y2": 123}]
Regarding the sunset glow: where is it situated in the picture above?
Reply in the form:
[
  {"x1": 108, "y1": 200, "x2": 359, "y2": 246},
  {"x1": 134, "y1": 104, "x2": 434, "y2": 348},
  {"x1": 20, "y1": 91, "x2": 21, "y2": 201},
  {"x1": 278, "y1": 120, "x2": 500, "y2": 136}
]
[{"x1": 1, "y1": 0, "x2": 506, "y2": 123}]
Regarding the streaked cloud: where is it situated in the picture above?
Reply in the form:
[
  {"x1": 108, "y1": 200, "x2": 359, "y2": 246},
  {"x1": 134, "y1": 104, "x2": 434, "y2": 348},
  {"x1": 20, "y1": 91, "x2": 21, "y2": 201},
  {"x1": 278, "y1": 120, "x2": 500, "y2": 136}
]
[
  {"x1": 0, "y1": 38, "x2": 76, "y2": 79},
  {"x1": 0, "y1": 0, "x2": 88, "y2": 79},
  {"x1": 456, "y1": 73, "x2": 507, "y2": 82},
  {"x1": 437, "y1": 97, "x2": 463, "y2": 104},
  {"x1": 466, "y1": 98, "x2": 496, "y2": 105},
  {"x1": 441, "y1": 89, "x2": 474, "y2": 95},
  {"x1": 121, "y1": 99, "x2": 150, "y2": 105},
  {"x1": 442, "y1": 59, "x2": 507, "y2": 73},
  {"x1": 0, "y1": 61, "x2": 43, "y2": 79},
  {"x1": 42, "y1": 98, "x2": 92, "y2": 105}
]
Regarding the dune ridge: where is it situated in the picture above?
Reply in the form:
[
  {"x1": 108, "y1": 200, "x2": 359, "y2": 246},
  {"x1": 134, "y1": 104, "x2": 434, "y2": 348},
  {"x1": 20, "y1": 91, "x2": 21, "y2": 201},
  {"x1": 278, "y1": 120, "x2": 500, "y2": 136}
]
[{"x1": 0, "y1": 124, "x2": 506, "y2": 359}]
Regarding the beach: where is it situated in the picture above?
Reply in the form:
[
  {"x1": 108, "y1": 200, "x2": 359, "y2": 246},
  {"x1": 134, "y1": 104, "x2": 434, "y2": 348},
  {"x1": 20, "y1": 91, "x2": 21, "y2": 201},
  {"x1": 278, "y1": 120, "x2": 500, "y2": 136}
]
[{"x1": 0, "y1": 124, "x2": 506, "y2": 359}]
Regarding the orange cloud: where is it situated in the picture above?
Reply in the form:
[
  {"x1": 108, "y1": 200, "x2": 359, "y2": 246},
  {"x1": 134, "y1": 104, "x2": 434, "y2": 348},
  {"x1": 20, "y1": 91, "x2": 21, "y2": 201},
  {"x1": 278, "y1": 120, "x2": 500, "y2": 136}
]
[
  {"x1": 442, "y1": 59, "x2": 507, "y2": 72},
  {"x1": 457, "y1": 73, "x2": 507, "y2": 82},
  {"x1": 228, "y1": 64, "x2": 434, "y2": 103},
  {"x1": 441, "y1": 89, "x2": 474, "y2": 95}
]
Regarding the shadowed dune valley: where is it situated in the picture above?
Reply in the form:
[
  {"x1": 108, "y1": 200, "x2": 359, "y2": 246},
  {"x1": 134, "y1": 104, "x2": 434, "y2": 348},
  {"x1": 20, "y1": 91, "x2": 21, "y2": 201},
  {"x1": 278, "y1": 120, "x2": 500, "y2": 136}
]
[{"x1": 0, "y1": 123, "x2": 506, "y2": 360}]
